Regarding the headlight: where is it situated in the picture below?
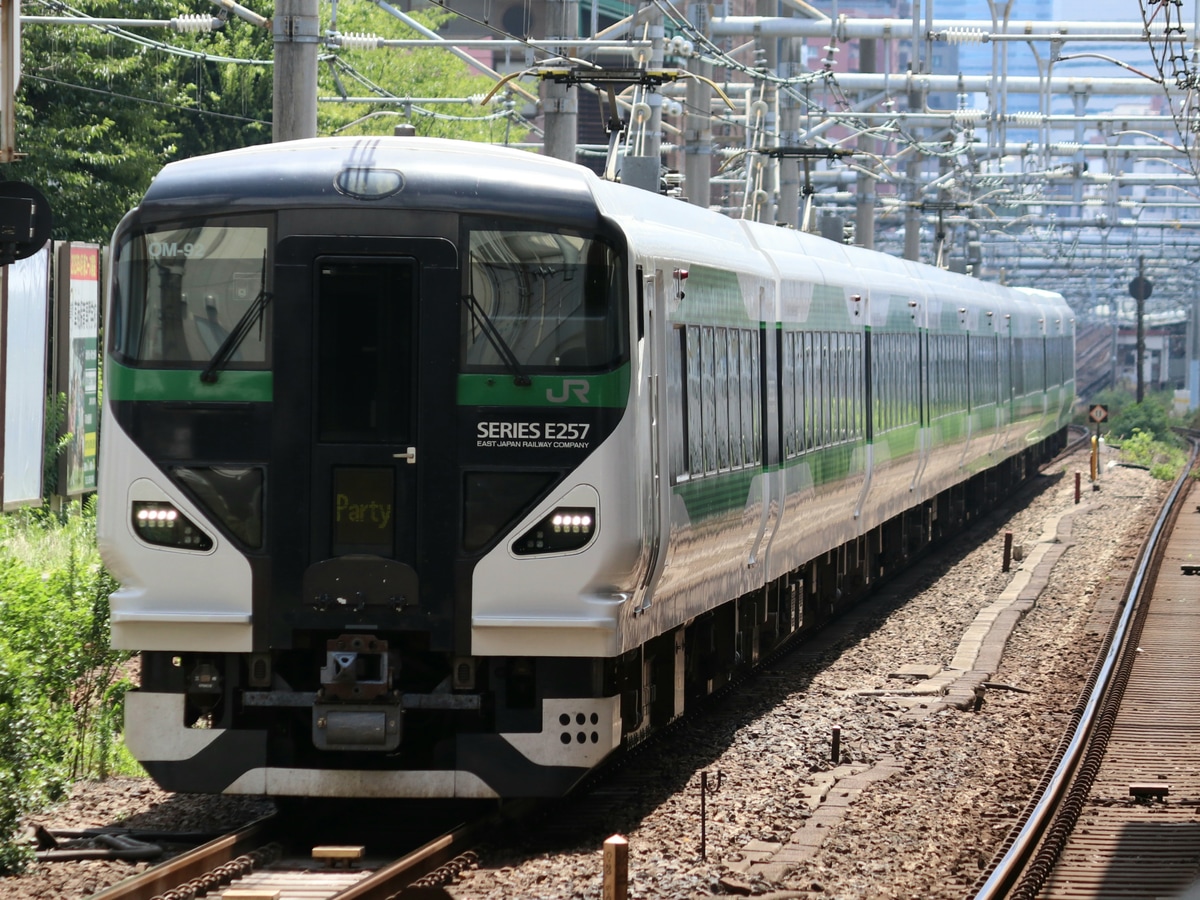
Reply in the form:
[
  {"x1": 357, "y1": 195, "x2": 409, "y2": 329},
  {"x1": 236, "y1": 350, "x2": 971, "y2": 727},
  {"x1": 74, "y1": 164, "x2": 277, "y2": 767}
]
[
  {"x1": 131, "y1": 501, "x2": 214, "y2": 551},
  {"x1": 513, "y1": 506, "x2": 597, "y2": 555}
]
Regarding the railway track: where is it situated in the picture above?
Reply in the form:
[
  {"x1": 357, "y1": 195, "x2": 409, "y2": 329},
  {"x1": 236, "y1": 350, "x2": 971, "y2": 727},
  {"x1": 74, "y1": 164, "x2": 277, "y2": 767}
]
[
  {"x1": 29, "y1": 431, "x2": 1101, "y2": 900},
  {"x1": 87, "y1": 813, "x2": 486, "y2": 900},
  {"x1": 972, "y1": 439, "x2": 1200, "y2": 900}
]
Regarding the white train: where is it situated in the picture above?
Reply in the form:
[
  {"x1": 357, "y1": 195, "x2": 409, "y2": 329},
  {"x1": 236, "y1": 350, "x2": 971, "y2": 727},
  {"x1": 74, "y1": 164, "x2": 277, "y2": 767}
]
[{"x1": 98, "y1": 137, "x2": 1074, "y2": 798}]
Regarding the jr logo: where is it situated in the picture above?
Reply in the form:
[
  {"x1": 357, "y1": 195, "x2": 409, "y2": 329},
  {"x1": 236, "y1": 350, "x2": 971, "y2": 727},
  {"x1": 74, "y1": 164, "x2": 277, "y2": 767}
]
[{"x1": 547, "y1": 379, "x2": 590, "y2": 404}]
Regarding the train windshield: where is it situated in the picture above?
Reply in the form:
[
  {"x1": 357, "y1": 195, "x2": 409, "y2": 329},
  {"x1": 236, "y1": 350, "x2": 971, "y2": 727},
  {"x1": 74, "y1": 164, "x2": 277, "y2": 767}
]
[
  {"x1": 111, "y1": 219, "x2": 270, "y2": 368},
  {"x1": 463, "y1": 222, "x2": 627, "y2": 373}
]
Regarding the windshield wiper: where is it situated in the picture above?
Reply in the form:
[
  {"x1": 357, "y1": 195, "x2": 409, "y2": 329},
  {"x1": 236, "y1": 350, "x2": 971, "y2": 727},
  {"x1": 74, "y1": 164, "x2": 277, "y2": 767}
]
[
  {"x1": 201, "y1": 255, "x2": 271, "y2": 384},
  {"x1": 463, "y1": 293, "x2": 532, "y2": 386}
]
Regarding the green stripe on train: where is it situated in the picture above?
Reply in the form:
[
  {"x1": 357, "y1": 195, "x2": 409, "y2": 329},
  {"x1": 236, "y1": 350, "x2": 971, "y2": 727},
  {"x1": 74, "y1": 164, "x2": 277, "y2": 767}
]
[
  {"x1": 674, "y1": 442, "x2": 864, "y2": 522},
  {"x1": 457, "y1": 364, "x2": 631, "y2": 408},
  {"x1": 106, "y1": 359, "x2": 273, "y2": 402}
]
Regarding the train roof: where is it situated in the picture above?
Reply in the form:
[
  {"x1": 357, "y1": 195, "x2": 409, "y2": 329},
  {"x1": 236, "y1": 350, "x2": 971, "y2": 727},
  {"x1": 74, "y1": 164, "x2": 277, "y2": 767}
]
[
  {"x1": 138, "y1": 137, "x2": 607, "y2": 229},
  {"x1": 133, "y1": 138, "x2": 1072, "y2": 332}
]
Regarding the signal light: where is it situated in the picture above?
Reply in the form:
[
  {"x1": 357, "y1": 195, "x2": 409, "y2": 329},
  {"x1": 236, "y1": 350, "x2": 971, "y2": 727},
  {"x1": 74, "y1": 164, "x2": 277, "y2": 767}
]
[
  {"x1": 514, "y1": 507, "x2": 597, "y2": 556},
  {"x1": 131, "y1": 501, "x2": 213, "y2": 551}
]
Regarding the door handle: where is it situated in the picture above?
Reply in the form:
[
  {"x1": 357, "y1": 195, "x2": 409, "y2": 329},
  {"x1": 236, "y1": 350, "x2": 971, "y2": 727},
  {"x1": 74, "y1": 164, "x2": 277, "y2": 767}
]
[{"x1": 393, "y1": 447, "x2": 417, "y2": 465}]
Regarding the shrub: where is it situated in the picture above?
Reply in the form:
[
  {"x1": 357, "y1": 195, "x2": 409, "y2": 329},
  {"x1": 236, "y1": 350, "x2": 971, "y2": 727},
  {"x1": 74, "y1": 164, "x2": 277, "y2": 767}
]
[
  {"x1": 0, "y1": 499, "x2": 136, "y2": 872},
  {"x1": 1105, "y1": 395, "x2": 1179, "y2": 446},
  {"x1": 0, "y1": 637, "x2": 61, "y2": 873},
  {"x1": 1115, "y1": 428, "x2": 1187, "y2": 481}
]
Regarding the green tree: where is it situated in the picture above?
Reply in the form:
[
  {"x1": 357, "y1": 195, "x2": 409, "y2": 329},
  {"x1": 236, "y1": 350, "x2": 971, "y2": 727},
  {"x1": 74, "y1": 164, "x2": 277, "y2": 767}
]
[
  {"x1": 9, "y1": 0, "x2": 274, "y2": 242},
  {"x1": 7, "y1": 0, "x2": 523, "y2": 243},
  {"x1": 10, "y1": 0, "x2": 187, "y2": 242},
  {"x1": 1106, "y1": 393, "x2": 1179, "y2": 445},
  {"x1": 316, "y1": 6, "x2": 529, "y2": 141}
]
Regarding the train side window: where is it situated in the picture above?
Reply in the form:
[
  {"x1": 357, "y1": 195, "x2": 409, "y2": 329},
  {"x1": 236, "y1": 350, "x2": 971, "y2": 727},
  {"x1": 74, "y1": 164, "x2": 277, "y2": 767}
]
[
  {"x1": 701, "y1": 326, "x2": 717, "y2": 474},
  {"x1": 781, "y1": 331, "x2": 795, "y2": 459},
  {"x1": 819, "y1": 334, "x2": 830, "y2": 449},
  {"x1": 715, "y1": 327, "x2": 731, "y2": 471},
  {"x1": 686, "y1": 326, "x2": 704, "y2": 477},
  {"x1": 856, "y1": 332, "x2": 865, "y2": 438},
  {"x1": 803, "y1": 333, "x2": 814, "y2": 450},
  {"x1": 739, "y1": 328, "x2": 754, "y2": 465},
  {"x1": 789, "y1": 331, "x2": 801, "y2": 457},
  {"x1": 752, "y1": 330, "x2": 762, "y2": 463},
  {"x1": 727, "y1": 329, "x2": 743, "y2": 469},
  {"x1": 829, "y1": 332, "x2": 840, "y2": 443}
]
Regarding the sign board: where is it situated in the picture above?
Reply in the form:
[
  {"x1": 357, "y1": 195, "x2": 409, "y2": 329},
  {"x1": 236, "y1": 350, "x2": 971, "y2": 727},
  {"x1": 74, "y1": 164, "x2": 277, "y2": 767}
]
[
  {"x1": 56, "y1": 243, "x2": 100, "y2": 495},
  {"x1": 1128, "y1": 276, "x2": 1153, "y2": 302},
  {"x1": 1089, "y1": 404, "x2": 1108, "y2": 424},
  {"x1": 2, "y1": 244, "x2": 49, "y2": 509},
  {"x1": 0, "y1": 182, "x2": 53, "y2": 264}
]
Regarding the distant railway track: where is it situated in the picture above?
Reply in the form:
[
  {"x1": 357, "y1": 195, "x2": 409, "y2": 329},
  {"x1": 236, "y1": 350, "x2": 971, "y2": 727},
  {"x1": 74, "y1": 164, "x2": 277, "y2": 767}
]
[
  {"x1": 971, "y1": 437, "x2": 1200, "y2": 899},
  {"x1": 1074, "y1": 323, "x2": 1114, "y2": 399}
]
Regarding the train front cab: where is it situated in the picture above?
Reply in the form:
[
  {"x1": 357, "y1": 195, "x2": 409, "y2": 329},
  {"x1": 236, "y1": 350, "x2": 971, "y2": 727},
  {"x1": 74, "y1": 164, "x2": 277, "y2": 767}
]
[{"x1": 102, "y1": 197, "x2": 653, "y2": 799}]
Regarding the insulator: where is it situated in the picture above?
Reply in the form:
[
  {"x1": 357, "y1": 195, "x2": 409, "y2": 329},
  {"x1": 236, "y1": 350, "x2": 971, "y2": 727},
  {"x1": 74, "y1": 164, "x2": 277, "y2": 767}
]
[
  {"x1": 172, "y1": 14, "x2": 216, "y2": 32},
  {"x1": 749, "y1": 99, "x2": 769, "y2": 118},
  {"x1": 1010, "y1": 111, "x2": 1041, "y2": 126},
  {"x1": 951, "y1": 109, "x2": 985, "y2": 126},
  {"x1": 468, "y1": 93, "x2": 494, "y2": 107},
  {"x1": 632, "y1": 102, "x2": 652, "y2": 123},
  {"x1": 339, "y1": 32, "x2": 382, "y2": 50},
  {"x1": 944, "y1": 26, "x2": 986, "y2": 44}
]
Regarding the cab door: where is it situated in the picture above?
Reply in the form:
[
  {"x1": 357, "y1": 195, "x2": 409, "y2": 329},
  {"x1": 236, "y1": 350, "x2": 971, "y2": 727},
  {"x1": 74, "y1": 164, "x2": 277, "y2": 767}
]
[
  {"x1": 310, "y1": 256, "x2": 419, "y2": 567},
  {"x1": 265, "y1": 228, "x2": 461, "y2": 649}
]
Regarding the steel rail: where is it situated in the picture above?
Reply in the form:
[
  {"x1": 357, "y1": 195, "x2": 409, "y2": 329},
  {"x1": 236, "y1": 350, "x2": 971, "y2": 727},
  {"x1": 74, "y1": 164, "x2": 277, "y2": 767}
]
[
  {"x1": 86, "y1": 814, "x2": 279, "y2": 900},
  {"x1": 969, "y1": 438, "x2": 1199, "y2": 900}
]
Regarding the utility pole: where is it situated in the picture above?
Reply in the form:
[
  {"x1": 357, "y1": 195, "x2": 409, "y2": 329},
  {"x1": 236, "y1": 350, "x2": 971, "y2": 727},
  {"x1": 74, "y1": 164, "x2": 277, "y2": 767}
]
[
  {"x1": 855, "y1": 38, "x2": 877, "y2": 249},
  {"x1": 1133, "y1": 255, "x2": 1149, "y2": 403},
  {"x1": 901, "y1": 0, "x2": 925, "y2": 261},
  {"x1": 1, "y1": 0, "x2": 19, "y2": 162},
  {"x1": 683, "y1": 1, "x2": 712, "y2": 209},
  {"x1": 621, "y1": 6, "x2": 663, "y2": 192},
  {"x1": 542, "y1": 0, "x2": 578, "y2": 162},
  {"x1": 273, "y1": 0, "x2": 319, "y2": 142}
]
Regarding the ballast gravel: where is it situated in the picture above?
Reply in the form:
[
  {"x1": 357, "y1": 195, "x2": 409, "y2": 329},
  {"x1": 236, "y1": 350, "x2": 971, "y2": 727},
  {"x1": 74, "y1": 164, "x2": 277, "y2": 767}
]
[{"x1": 1, "y1": 443, "x2": 1165, "y2": 900}]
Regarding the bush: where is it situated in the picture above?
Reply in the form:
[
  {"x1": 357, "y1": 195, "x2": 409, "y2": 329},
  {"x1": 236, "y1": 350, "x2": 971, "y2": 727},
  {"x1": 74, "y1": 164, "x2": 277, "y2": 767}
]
[
  {"x1": 0, "y1": 498, "x2": 137, "y2": 872},
  {"x1": 0, "y1": 639, "x2": 57, "y2": 873},
  {"x1": 1105, "y1": 394, "x2": 1180, "y2": 446},
  {"x1": 1115, "y1": 428, "x2": 1188, "y2": 481}
]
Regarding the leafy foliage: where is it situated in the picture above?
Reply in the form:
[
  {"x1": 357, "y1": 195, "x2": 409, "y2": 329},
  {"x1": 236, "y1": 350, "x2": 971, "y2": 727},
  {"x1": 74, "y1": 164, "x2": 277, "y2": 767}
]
[
  {"x1": 317, "y1": 6, "x2": 529, "y2": 142},
  {"x1": 15, "y1": 1, "x2": 179, "y2": 241},
  {"x1": 1104, "y1": 394, "x2": 1179, "y2": 446},
  {"x1": 1113, "y1": 428, "x2": 1187, "y2": 481},
  {"x1": 41, "y1": 393, "x2": 71, "y2": 503},
  {"x1": 0, "y1": 637, "x2": 53, "y2": 873},
  {"x1": 0, "y1": 500, "x2": 137, "y2": 872},
  {"x1": 7, "y1": 0, "x2": 526, "y2": 242}
]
